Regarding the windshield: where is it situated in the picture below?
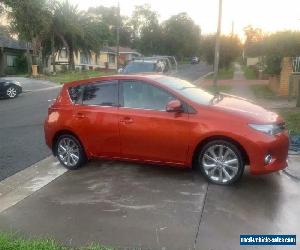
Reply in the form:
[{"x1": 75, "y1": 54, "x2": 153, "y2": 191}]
[
  {"x1": 124, "y1": 62, "x2": 156, "y2": 73},
  {"x1": 156, "y1": 76, "x2": 213, "y2": 105}
]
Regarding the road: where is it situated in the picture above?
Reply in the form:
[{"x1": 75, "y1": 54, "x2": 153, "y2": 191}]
[
  {"x1": 0, "y1": 80, "x2": 60, "y2": 181},
  {"x1": 0, "y1": 63, "x2": 212, "y2": 181},
  {"x1": 176, "y1": 62, "x2": 212, "y2": 81}
]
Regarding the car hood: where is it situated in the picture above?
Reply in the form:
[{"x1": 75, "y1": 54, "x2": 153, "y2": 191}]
[{"x1": 211, "y1": 94, "x2": 282, "y2": 124}]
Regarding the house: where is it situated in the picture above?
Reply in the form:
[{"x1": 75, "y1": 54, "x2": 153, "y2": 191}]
[
  {"x1": 109, "y1": 46, "x2": 142, "y2": 65},
  {"x1": 48, "y1": 46, "x2": 141, "y2": 72},
  {"x1": 0, "y1": 35, "x2": 30, "y2": 75}
]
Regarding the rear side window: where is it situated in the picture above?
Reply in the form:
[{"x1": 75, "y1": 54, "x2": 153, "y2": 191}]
[
  {"x1": 82, "y1": 81, "x2": 118, "y2": 106},
  {"x1": 68, "y1": 85, "x2": 82, "y2": 103}
]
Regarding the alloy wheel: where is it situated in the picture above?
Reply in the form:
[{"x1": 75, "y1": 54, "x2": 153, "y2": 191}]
[
  {"x1": 200, "y1": 144, "x2": 240, "y2": 184},
  {"x1": 57, "y1": 137, "x2": 80, "y2": 167},
  {"x1": 6, "y1": 87, "x2": 17, "y2": 98}
]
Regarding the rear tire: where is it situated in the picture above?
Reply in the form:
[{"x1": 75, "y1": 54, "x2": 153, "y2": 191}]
[
  {"x1": 55, "y1": 134, "x2": 86, "y2": 170},
  {"x1": 197, "y1": 140, "x2": 245, "y2": 185}
]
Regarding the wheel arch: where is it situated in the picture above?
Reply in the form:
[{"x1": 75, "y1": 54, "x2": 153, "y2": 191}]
[{"x1": 191, "y1": 135, "x2": 250, "y2": 169}]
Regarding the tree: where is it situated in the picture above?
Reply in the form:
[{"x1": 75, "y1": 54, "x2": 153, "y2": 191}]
[
  {"x1": 87, "y1": 6, "x2": 133, "y2": 47},
  {"x1": 243, "y1": 25, "x2": 265, "y2": 57},
  {"x1": 129, "y1": 4, "x2": 162, "y2": 55},
  {"x1": 201, "y1": 35, "x2": 241, "y2": 68},
  {"x1": 162, "y1": 13, "x2": 201, "y2": 60},
  {"x1": 2, "y1": 0, "x2": 52, "y2": 73}
]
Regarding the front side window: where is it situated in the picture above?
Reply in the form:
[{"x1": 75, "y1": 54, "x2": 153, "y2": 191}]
[
  {"x1": 82, "y1": 81, "x2": 118, "y2": 106},
  {"x1": 121, "y1": 80, "x2": 175, "y2": 111}
]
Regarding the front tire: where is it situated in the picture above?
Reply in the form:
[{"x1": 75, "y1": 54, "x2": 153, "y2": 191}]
[
  {"x1": 55, "y1": 134, "x2": 86, "y2": 170},
  {"x1": 6, "y1": 86, "x2": 18, "y2": 98},
  {"x1": 197, "y1": 140, "x2": 245, "y2": 185}
]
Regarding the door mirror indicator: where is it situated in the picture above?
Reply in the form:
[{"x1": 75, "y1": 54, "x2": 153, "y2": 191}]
[{"x1": 166, "y1": 100, "x2": 183, "y2": 113}]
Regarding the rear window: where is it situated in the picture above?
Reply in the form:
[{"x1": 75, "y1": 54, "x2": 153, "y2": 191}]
[{"x1": 124, "y1": 62, "x2": 156, "y2": 73}]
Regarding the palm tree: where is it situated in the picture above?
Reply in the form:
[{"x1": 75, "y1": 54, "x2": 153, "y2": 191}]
[{"x1": 52, "y1": 0, "x2": 83, "y2": 70}]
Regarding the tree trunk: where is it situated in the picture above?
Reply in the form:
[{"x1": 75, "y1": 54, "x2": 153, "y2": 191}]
[
  {"x1": 51, "y1": 31, "x2": 56, "y2": 73},
  {"x1": 69, "y1": 42, "x2": 75, "y2": 71},
  {"x1": 26, "y1": 43, "x2": 32, "y2": 75}
]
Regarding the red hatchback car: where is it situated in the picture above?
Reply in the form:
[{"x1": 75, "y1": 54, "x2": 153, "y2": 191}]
[{"x1": 44, "y1": 75, "x2": 289, "y2": 185}]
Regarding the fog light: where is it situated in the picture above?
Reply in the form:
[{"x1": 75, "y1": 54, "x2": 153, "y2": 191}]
[{"x1": 264, "y1": 154, "x2": 272, "y2": 165}]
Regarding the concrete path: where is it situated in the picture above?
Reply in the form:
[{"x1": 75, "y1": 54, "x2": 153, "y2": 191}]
[
  {"x1": 230, "y1": 63, "x2": 256, "y2": 100},
  {"x1": 0, "y1": 157, "x2": 300, "y2": 249},
  {"x1": 0, "y1": 159, "x2": 207, "y2": 250}
]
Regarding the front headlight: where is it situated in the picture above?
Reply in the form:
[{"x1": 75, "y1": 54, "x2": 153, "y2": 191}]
[{"x1": 249, "y1": 124, "x2": 282, "y2": 136}]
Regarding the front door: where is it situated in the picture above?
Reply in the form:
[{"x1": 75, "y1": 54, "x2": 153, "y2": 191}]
[{"x1": 118, "y1": 79, "x2": 190, "y2": 165}]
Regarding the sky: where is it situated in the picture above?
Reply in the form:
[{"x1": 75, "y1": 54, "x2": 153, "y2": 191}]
[{"x1": 70, "y1": 0, "x2": 300, "y2": 38}]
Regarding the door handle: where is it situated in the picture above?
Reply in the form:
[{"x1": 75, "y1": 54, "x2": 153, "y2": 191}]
[
  {"x1": 120, "y1": 117, "x2": 133, "y2": 124},
  {"x1": 75, "y1": 112, "x2": 86, "y2": 119}
]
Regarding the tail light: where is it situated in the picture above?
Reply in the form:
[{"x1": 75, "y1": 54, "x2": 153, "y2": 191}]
[{"x1": 48, "y1": 106, "x2": 54, "y2": 115}]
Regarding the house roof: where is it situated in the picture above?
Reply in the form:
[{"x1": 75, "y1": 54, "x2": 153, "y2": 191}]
[{"x1": 0, "y1": 35, "x2": 30, "y2": 50}]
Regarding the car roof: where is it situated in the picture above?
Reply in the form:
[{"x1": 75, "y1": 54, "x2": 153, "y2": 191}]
[
  {"x1": 65, "y1": 74, "x2": 167, "y2": 87},
  {"x1": 131, "y1": 60, "x2": 158, "y2": 63}
]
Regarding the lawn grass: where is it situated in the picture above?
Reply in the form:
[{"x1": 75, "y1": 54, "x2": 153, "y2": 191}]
[
  {"x1": 277, "y1": 109, "x2": 300, "y2": 134},
  {"x1": 242, "y1": 65, "x2": 257, "y2": 80},
  {"x1": 40, "y1": 70, "x2": 116, "y2": 84},
  {"x1": 202, "y1": 84, "x2": 232, "y2": 93},
  {"x1": 206, "y1": 66, "x2": 234, "y2": 80},
  {"x1": 0, "y1": 233, "x2": 113, "y2": 250},
  {"x1": 250, "y1": 84, "x2": 276, "y2": 99}
]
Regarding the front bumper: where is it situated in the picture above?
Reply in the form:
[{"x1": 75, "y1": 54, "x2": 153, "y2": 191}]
[{"x1": 246, "y1": 131, "x2": 289, "y2": 175}]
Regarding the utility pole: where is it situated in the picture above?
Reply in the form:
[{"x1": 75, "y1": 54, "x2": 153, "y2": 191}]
[
  {"x1": 213, "y1": 0, "x2": 223, "y2": 91},
  {"x1": 116, "y1": 1, "x2": 120, "y2": 70}
]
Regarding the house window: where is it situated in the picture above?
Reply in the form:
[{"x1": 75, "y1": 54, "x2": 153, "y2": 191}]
[
  {"x1": 7, "y1": 55, "x2": 17, "y2": 67},
  {"x1": 80, "y1": 52, "x2": 90, "y2": 64},
  {"x1": 59, "y1": 48, "x2": 67, "y2": 59},
  {"x1": 108, "y1": 54, "x2": 116, "y2": 64}
]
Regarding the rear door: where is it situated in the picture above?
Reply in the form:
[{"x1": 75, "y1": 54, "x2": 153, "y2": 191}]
[
  {"x1": 118, "y1": 79, "x2": 190, "y2": 165},
  {"x1": 72, "y1": 80, "x2": 121, "y2": 157}
]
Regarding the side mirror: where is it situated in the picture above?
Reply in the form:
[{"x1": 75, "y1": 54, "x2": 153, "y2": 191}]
[
  {"x1": 166, "y1": 100, "x2": 183, "y2": 113},
  {"x1": 118, "y1": 67, "x2": 123, "y2": 73}
]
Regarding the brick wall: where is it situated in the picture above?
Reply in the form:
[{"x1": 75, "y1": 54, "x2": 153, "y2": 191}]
[
  {"x1": 268, "y1": 75, "x2": 280, "y2": 93},
  {"x1": 278, "y1": 57, "x2": 293, "y2": 96}
]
